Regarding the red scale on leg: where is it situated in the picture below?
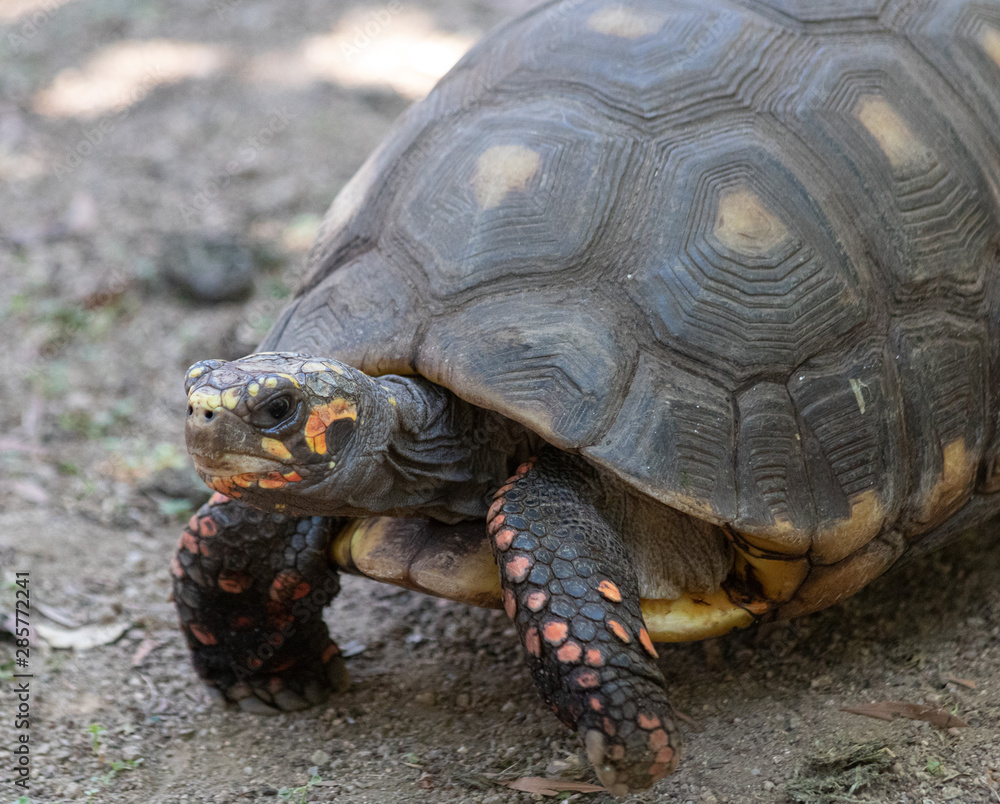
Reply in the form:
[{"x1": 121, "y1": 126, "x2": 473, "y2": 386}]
[
  {"x1": 504, "y1": 555, "x2": 531, "y2": 583},
  {"x1": 503, "y1": 588, "x2": 517, "y2": 619}
]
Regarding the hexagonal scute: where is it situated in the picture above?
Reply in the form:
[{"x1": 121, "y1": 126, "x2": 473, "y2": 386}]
[
  {"x1": 626, "y1": 120, "x2": 870, "y2": 379},
  {"x1": 387, "y1": 99, "x2": 643, "y2": 299}
]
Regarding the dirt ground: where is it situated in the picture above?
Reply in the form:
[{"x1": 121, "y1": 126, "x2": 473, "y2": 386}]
[{"x1": 0, "y1": 1, "x2": 998, "y2": 802}]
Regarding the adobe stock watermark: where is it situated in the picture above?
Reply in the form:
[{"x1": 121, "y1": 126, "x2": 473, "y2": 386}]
[
  {"x1": 176, "y1": 108, "x2": 294, "y2": 225},
  {"x1": 4, "y1": 0, "x2": 71, "y2": 55},
  {"x1": 52, "y1": 65, "x2": 168, "y2": 181},
  {"x1": 338, "y1": 0, "x2": 403, "y2": 62}
]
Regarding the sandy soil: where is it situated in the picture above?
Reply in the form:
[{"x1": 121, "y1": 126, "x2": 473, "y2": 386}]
[{"x1": 0, "y1": 1, "x2": 998, "y2": 803}]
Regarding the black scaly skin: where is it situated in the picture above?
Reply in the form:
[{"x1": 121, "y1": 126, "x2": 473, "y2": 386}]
[
  {"x1": 172, "y1": 493, "x2": 349, "y2": 713},
  {"x1": 488, "y1": 449, "x2": 680, "y2": 795}
]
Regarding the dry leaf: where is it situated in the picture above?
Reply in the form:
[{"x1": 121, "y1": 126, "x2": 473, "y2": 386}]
[
  {"x1": 943, "y1": 675, "x2": 977, "y2": 690},
  {"x1": 35, "y1": 621, "x2": 131, "y2": 651},
  {"x1": 505, "y1": 776, "x2": 606, "y2": 795},
  {"x1": 842, "y1": 702, "x2": 968, "y2": 730},
  {"x1": 132, "y1": 637, "x2": 161, "y2": 667},
  {"x1": 35, "y1": 602, "x2": 82, "y2": 628}
]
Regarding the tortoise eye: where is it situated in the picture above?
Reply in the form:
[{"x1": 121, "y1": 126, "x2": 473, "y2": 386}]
[
  {"x1": 266, "y1": 396, "x2": 292, "y2": 421},
  {"x1": 251, "y1": 394, "x2": 297, "y2": 429}
]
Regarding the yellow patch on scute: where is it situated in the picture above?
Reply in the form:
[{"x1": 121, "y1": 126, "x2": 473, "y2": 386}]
[
  {"x1": 713, "y1": 187, "x2": 791, "y2": 257},
  {"x1": 811, "y1": 490, "x2": 884, "y2": 565},
  {"x1": 981, "y1": 24, "x2": 1000, "y2": 69},
  {"x1": 587, "y1": 6, "x2": 664, "y2": 38},
  {"x1": 221, "y1": 387, "x2": 241, "y2": 410},
  {"x1": 641, "y1": 590, "x2": 755, "y2": 642},
  {"x1": 854, "y1": 95, "x2": 932, "y2": 173},
  {"x1": 920, "y1": 438, "x2": 975, "y2": 525},
  {"x1": 472, "y1": 145, "x2": 541, "y2": 210}
]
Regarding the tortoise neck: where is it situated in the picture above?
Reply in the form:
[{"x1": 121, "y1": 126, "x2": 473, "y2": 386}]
[{"x1": 356, "y1": 374, "x2": 534, "y2": 522}]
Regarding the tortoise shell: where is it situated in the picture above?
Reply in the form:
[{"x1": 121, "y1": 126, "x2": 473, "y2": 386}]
[{"x1": 262, "y1": 0, "x2": 1000, "y2": 622}]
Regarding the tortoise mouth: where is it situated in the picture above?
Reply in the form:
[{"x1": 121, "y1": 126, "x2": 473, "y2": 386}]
[{"x1": 190, "y1": 452, "x2": 284, "y2": 477}]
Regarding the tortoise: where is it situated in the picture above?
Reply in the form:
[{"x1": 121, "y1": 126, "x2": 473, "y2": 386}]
[{"x1": 173, "y1": 0, "x2": 1000, "y2": 794}]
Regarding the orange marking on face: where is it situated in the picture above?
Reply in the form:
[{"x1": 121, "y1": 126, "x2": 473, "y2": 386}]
[
  {"x1": 648, "y1": 729, "x2": 670, "y2": 751},
  {"x1": 589, "y1": 696, "x2": 603, "y2": 712},
  {"x1": 525, "y1": 627, "x2": 541, "y2": 657},
  {"x1": 321, "y1": 643, "x2": 340, "y2": 663},
  {"x1": 526, "y1": 590, "x2": 548, "y2": 611},
  {"x1": 637, "y1": 713, "x2": 661, "y2": 730},
  {"x1": 603, "y1": 717, "x2": 616, "y2": 736},
  {"x1": 232, "y1": 474, "x2": 255, "y2": 488},
  {"x1": 305, "y1": 431, "x2": 327, "y2": 455},
  {"x1": 258, "y1": 472, "x2": 288, "y2": 490},
  {"x1": 503, "y1": 588, "x2": 517, "y2": 619},
  {"x1": 542, "y1": 620, "x2": 568, "y2": 645},
  {"x1": 189, "y1": 624, "x2": 218, "y2": 645},
  {"x1": 585, "y1": 648, "x2": 605, "y2": 667},
  {"x1": 218, "y1": 571, "x2": 252, "y2": 594},
  {"x1": 557, "y1": 641, "x2": 582, "y2": 663},
  {"x1": 608, "y1": 619, "x2": 631, "y2": 643},
  {"x1": 598, "y1": 579, "x2": 622, "y2": 603},
  {"x1": 209, "y1": 492, "x2": 230, "y2": 505},
  {"x1": 639, "y1": 628, "x2": 659, "y2": 658},
  {"x1": 282, "y1": 471, "x2": 303, "y2": 482},
  {"x1": 305, "y1": 399, "x2": 357, "y2": 453},
  {"x1": 576, "y1": 670, "x2": 600, "y2": 689},
  {"x1": 197, "y1": 517, "x2": 218, "y2": 538},
  {"x1": 505, "y1": 555, "x2": 531, "y2": 583},
  {"x1": 487, "y1": 514, "x2": 505, "y2": 536},
  {"x1": 495, "y1": 527, "x2": 516, "y2": 551}
]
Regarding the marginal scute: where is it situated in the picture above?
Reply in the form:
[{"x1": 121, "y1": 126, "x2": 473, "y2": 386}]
[
  {"x1": 920, "y1": 439, "x2": 976, "y2": 526},
  {"x1": 419, "y1": 293, "x2": 635, "y2": 448},
  {"x1": 729, "y1": 549, "x2": 810, "y2": 605},
  {"x1": 811, "y1": 490, "x2": 885, "y2": 566},
  {"x1": 584, "y1": 352, "x2": 736, "y2": 523},
  {"x1": 472, "y1": 145, "x2": 542, "y2": 210},
  {"x1": 778, "y1": 532, "x2": 905, "y2": 619},
  {"x1": 853, "y1": 95, "x2": 933, "y2": 173},
  {"x1": 587, "y1": 6, "x2": 665, "y2": 38}
]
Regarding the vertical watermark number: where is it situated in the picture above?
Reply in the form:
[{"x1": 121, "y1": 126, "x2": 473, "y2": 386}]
[{"x1": 8, "y1": 571, "x2": 31, "y2": 792}]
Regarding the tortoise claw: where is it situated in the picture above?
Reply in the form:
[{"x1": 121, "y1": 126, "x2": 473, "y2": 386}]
[{"x1": 238, "y1": 695, "x2": 280, "y2": 716}]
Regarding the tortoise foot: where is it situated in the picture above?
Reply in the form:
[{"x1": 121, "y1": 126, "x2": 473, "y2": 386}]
[
  {"x1": 173, "y1": 494, "x2": 348, "y2": 712},
  {"x1": 489, "y1": 451, "x2": 681, "y2": 794}
]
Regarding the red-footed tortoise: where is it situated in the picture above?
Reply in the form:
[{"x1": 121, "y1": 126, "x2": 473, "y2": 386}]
[{"x1": 174, "y1": 0, "x2": 1000, "y2": 794}]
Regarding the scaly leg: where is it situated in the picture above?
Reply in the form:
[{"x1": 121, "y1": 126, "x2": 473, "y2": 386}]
[
  {"x1": 172, "y1": 493, "x2": 349, "y2": 713},
  {"x1": 488, "y1": 452, "x2": 680, "y2": 795}
]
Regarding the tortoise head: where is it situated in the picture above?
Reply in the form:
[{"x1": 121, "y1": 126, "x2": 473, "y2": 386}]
[{"x1": 184, "y1": 352, "x2": 390, "y2": 516}]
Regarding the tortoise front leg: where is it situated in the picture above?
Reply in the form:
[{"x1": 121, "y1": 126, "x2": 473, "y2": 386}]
[
  {"x1": 489, "y1": 452, "x2": 680, "y2": 795},
  {"x1": 172, "y1": 493, "x2": 349, "y2": 713}
]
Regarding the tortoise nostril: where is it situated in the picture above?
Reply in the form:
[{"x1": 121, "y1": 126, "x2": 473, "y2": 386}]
[
  {"x1": 187, "y1": 405, "x2": 194, "y2": 416},
  {"x1": 204, "y1": 410, "x2": 214, "y2": 421}
]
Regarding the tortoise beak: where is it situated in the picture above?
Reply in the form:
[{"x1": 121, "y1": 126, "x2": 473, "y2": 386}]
[{"x1": 186, "y1": 396, "x2": 274, "y2": 472}]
